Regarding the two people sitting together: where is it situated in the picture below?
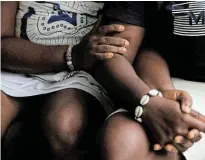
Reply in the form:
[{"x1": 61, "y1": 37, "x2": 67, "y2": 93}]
[{"x1": 1, "y1": 1, "x2": 205, "y2": 160}]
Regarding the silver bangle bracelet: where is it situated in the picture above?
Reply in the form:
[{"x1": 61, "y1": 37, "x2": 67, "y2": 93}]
[
  {"x1": 135, "y1": 89, "x2": 163, "y2": 122},
  {"x1": 65, "y1": 45, "x2": 75, "y2": 71}
]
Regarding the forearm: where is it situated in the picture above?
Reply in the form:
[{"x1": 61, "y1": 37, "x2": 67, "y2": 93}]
[
  {"x1": 93, "y1": 54, "x2": 150, "y2": 111},
  {"x1": 134, "y1": 50, "x2": 174, "y2": 90},
  {"x1": 1, "y1": 37, "x2": 68, "y2": 74}
]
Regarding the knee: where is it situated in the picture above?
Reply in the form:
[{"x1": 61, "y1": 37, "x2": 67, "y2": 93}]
[
  {"x1": 102, "y1": 113, "x2": 149, "y2": 158},
  {"x1": 105, "y1": 113, "x2": 148, "y2": 143},
  {"x1": 43, "y1": 103, "x2": 88, "y2": 148}
]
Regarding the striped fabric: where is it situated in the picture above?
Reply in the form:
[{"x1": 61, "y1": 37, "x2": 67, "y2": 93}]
[{"x1": 172, "y1": 1, "x2": 205, "y2": 36}]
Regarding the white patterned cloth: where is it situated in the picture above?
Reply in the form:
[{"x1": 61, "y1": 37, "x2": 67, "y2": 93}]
[
  {"x1": 15, "y1": 1, "x2": 104, "y2": 45},
  {"x1": 1, "y1": 70, "x2": 114, "y2": 115},
  {"x1": 1, "y1": 1, "x2": 115, "y2": 115}
]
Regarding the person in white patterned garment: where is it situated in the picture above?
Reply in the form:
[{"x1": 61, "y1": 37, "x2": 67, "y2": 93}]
[
  {"x1": 2, "y1": 1, "x2": 205, "y2": 160},
  {"x1": 1, "y1": 1, "x2": 130, "y2": 159}
]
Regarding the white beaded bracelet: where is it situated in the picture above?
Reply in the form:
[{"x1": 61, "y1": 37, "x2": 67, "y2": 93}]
[
  {"x1": 135, "y1": 89, "x2": 163, "y2": 122},
  {"x1": 65, "y1": 45, "x2": 75, "y2": 71}
]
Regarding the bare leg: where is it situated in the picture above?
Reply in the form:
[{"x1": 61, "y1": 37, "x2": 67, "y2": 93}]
[
  {"x1": 1, "y1": 91, "x2": 23, "y2": 137},
  {"x1": 41, "y1": 88, "x2": 102, "y2": 160},
  {"x1": 101, "y1": 112, "x2": 184, "y2": 160}
]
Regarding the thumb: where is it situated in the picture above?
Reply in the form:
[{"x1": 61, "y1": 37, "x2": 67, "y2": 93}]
[{"x1": 176, "y1": 90, "x2": 193, "y2": 114}]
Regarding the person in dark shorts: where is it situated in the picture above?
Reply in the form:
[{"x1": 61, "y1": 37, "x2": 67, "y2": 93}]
[
  {"x1": 134, "y1": 1, "x2": 205, "y2": 160},
  {"x1": 92, "y1": 2, "x2": 205, "y2": 160}
]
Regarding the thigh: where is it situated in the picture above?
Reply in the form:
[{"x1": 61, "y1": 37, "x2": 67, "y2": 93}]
[{"x1": 1, "y1": 91, "x2": 24, "y2": 136}]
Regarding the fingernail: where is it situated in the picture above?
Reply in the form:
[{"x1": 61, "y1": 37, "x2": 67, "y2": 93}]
[
  {"x1": 107, "y1": 53, "x2": 114, "y2": 58},
  {"x1": 121, "y1": 47, "x2": 127, "y2": 53},
  {"x1": 118, "y1": 26, "x2": 125, "y2": 31},
  {"x1": 184, "y1": 105, "x2": 191, "y2": 113},
  {"x1": 167, "y1": 147, "x2": 178, "y2": 153},
  {"x1": 175, "y1": 137, "x2": 184, "y2": 144},
  {"x1": 172, "y1": 148, "x2": 178, "y2": 153},
  {"x1": 177, "y1": 140, "x2": 184, "y2": 144},
  {"x1": 124, "y1": 40, "x2": 129, "y2": 47},
  {"x1": 188, "y1": 133, "x2": 195, "y2": 139},
  {"x1": 153, "y1": 144, "x2": 162, "y2": 151},
  {"x1": 170, "y1": 149, "x2": 178, "y2": 153}
]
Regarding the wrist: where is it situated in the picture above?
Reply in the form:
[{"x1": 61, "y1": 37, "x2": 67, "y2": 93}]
[
  {"x1": 144, "y1": 95, "x2": 163, "y2": 109},
  {"x1": 157, "y1": 84, "x2": 175, "y2": 92},
  {"x1": 141, "y1": 95, "x2": 164, "y2": 121},
  {"x1": 134, "y1": 89, "x2": 163, "y2": 122}
]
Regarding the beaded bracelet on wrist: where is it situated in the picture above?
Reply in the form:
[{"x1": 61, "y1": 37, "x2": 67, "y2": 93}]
[{"x1": 135, "y1": 89, "x2": 163, "y2": 122}]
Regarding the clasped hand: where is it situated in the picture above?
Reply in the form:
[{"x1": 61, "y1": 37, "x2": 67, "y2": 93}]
[{"x1": 143, "y1": 89, "x2": 205, "y2": 153}]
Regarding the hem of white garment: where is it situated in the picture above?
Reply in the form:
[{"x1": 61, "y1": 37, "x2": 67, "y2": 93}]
[{"x1": 1, "y1": 85, "x2": 114, "y2": 115}]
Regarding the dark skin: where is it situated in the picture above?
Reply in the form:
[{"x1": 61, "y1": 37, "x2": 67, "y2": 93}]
[
  {"x1": 2, "y1": 2, "x2": 205, "y2": 159},
  {"x1": 1, "y1": 2, "x2": 129, "y2": 138},
  {"x1": 1, "y1": 2, "x2": 132, "y2": 160},
  {"x1": 134, "y1": 50, "x2": 205, "y2": 152},
  {"x1": 160, "y1": 89, "x2": 203, "y2": 152},
  {"x1": 92, "y1": 21, "x2": 205, "y2": 159},
  {"x1": 1, "y1": 2, "x2": 129, "y2": 74}
]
